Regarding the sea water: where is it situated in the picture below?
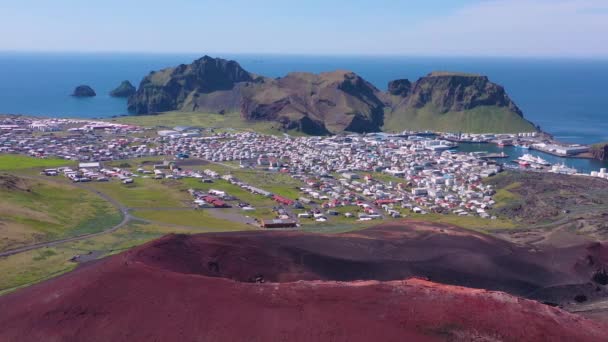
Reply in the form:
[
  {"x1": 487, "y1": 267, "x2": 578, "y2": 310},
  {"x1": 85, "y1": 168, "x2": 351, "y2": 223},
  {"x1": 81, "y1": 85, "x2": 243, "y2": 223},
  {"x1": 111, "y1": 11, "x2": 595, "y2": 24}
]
[{"x1": 0, "y1": 52, "x2": 607, "y2": 146}]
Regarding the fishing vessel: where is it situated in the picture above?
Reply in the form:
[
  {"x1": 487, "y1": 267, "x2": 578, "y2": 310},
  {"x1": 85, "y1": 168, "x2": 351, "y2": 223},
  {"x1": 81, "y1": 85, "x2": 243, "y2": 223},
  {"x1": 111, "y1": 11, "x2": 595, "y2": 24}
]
[{"x1": 518, "y1": 153, "x2": 550, "y2": 166}]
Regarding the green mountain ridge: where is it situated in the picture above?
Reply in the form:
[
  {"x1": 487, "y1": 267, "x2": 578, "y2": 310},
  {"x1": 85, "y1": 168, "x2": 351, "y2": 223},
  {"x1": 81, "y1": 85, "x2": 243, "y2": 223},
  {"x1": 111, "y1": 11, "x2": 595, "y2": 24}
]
[{"x1": 127, "y1": 56, "x2": 537, "y2": 134}]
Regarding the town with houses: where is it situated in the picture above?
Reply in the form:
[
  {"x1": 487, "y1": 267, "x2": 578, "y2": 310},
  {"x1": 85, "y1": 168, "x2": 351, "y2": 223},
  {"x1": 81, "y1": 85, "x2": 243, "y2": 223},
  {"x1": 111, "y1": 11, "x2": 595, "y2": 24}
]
[{"x1": 2, "y1": 115, "x2": 608, "y2": 229}]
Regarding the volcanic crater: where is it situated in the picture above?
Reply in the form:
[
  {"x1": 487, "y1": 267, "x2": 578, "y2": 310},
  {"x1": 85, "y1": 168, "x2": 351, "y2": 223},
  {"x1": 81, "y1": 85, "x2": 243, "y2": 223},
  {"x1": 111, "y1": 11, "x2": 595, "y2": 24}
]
[{"x1": 1, "y1": 221, "x2": 607, "y2": 342}]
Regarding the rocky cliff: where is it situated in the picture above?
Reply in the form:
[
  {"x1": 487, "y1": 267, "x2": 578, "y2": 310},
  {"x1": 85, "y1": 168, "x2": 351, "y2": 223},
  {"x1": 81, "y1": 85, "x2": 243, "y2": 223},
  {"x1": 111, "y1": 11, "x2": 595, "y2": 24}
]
[
  {"x1": 110, "y1": 81, "x2": 136, "y2": 97},
  {"x1": 127, "y1": 57, "x2": 537, "y2": 134},
  {"x1": 384, "y1": 72, "x2": 536, "y2": 133},
  {"x1": 391, "y1": 72, "x2": 523, "y2": 115},
  {"x1": 128, "y1": 56, "x2": 253, "y2": 114},
  {"x1": 591, "y1": 143, "x2": 608, "y2": 160}
]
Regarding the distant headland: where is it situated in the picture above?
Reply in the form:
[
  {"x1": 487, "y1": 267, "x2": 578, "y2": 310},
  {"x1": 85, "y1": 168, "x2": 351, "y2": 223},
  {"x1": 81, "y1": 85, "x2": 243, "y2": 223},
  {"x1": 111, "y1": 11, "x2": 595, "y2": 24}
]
[{"x1": 125, "y1": 56, "x2": 538, "y2": 135}]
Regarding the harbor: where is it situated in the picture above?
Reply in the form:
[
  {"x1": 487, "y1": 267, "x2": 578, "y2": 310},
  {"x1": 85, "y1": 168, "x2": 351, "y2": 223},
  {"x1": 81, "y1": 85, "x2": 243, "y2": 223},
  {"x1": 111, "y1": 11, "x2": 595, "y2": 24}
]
[{"x1": 455, "y1": 143, "x2": 608, "y2": 175}]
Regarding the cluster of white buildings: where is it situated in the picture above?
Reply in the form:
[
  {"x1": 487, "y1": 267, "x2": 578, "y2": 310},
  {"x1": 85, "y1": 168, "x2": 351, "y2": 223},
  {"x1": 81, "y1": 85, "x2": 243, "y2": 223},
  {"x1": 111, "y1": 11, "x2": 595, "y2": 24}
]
[
  {"x1": 7, "y1": 115, "x2": 607, "y2": 222},
  {"x1": 591, "y1": 168, "x2": 608, "y2": 180},
  {"x1": 153, "y1": 132, "x2": 502, "y2": 219},
  {"x1": 0, "y1": 117, "x2": 154, "y2": 161}
]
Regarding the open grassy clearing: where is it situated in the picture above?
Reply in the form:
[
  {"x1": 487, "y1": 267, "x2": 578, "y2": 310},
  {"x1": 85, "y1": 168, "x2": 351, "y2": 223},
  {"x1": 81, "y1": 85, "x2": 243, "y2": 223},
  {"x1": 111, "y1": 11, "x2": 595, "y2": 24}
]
[
  {"x1": 0, "y1": 174, "x2": 121, "y2": 251},
  {"x1": 408, "y1": 212, "x2": 516, "y2": 232},
  {"x1": 367, "y1": 172, "x2": 407, "y2": 185},
  {"x1": 300, "y1": 221, "x2": 380, "y2": 234},
  {"x1": 178, "y1": 164, "x2": 304, "y2": 200},
  {"x1": 87, "y1": 178, "x2": 190, "y2": 208},
  {"x1": 0, "y1": 219, "x2": 255, "y2": 295},
  {"x1": 243, "y1": 207, "x2": 276, "y2": 221},
  {"x1": 493, "y1": 181, "x2": 523, "y2": 209},
  {"x1": 0, "y1": 155, "x2": 74, "y2": 171},
  {"x1": 131, "y1": 209, "x2": 253, "y2": 231},
  {"x1": 227, "y1": 169, "x2": 304, "y2": 199},
  {"x1": 110, "y1": 111, "x2": 308, "y2": 136}
]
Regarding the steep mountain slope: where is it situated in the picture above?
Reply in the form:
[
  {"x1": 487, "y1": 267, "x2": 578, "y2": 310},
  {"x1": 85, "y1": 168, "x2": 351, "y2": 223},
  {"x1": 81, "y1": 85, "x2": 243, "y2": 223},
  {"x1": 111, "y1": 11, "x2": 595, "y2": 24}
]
[
  {"x1": 240, "y1": 71, "x2": 385, "y2": 134},
  {"x1": 127, "y1": 56, "x2": 537, "y2": 134},
  {"x1": 1, "y1": 222, "x2": 606, "y2": 342},
  {"x1": 384, "y1": 72, "x2": 537, "y2": 133},
  {"x1": 128, "y1": 56, "x2": 254, "y2": 114}
]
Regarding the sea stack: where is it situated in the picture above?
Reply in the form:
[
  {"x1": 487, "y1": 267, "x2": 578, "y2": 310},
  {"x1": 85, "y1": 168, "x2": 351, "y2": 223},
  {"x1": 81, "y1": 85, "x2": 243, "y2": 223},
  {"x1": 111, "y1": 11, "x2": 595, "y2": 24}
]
[
  {"x1": 110, "y1": 81, "x2": 136, "y2": 97},
  {"x1": 72, "y1": 85, "x2": 96, "y2": 97}
]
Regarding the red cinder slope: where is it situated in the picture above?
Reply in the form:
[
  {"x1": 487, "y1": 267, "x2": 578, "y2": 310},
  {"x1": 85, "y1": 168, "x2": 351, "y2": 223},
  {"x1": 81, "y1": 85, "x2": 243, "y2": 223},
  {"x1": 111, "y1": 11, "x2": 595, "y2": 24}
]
[{"x1": 0, "y1": 231, "x2": 607, "y2": 342}]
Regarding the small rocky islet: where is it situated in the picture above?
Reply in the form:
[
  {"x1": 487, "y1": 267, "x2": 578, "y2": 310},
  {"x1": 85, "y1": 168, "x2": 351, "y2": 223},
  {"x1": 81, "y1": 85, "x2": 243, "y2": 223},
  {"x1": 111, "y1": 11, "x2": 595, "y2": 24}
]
[
  {"x1": 109, "y1": 80, "x2": 136, "y2": 97},
  {"x1": 71, "y1": 85, "x2": 96, "y2": 97}
]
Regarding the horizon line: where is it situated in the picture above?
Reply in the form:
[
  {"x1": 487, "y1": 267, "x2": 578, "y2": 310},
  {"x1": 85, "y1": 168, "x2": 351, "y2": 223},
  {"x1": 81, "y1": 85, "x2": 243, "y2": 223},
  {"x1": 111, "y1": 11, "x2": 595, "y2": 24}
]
[{"x1": 1, "y1": 49, "x2": 608, "y2": 61}]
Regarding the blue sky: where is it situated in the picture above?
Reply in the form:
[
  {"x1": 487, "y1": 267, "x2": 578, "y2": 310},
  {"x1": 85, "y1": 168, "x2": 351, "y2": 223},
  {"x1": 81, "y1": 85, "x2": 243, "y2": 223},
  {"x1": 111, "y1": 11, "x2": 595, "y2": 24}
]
[{"x1": 2, "y1": 0, "x2": 608, "y2": 57}]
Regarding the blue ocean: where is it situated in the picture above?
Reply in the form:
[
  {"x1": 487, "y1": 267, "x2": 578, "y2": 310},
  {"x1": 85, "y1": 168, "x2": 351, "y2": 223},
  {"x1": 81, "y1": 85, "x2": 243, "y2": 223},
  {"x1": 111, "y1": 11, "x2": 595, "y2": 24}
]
[{"x1": 0, "y1": 52, "x2": 607, "y2": 145}]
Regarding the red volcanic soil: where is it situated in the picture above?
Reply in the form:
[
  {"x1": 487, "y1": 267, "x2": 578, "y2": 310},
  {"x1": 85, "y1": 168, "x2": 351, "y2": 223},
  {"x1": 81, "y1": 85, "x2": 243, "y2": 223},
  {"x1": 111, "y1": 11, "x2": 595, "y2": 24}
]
[{"x1": 0, "y1": 221, "x2": 607, "y2": 341}]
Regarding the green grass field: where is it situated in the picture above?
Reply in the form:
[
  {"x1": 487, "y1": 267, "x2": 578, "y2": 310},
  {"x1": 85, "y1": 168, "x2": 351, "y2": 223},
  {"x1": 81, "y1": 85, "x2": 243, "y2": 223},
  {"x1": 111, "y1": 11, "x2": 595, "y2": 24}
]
[
  {"x1": 0, "y1": 220, "x2": 220, "y2": 295},
  {"x1": 110, "y1": 111, "x2": 308, "y2": 136},
  {"x1": 0, "y1": 155, "x2": 73, "y2": 171},
  {"x1": 493, "y1": 181, "x2": 523, "y2": 208},
  {"x1": 87, "y1": 178, "x2": 190, "y2": 208},
  {"x1": 383, "y1": 104, "x2": 537, "y2": 133},
  {"x1": 228, "y1": 169, "x2": 304, "y2": 199},
  {"x1": 0, "y1": 174, "x2": 121, "y2": 251},
  {"x1": 131, "y1": 209, "x2": 253, "y2": 231},
  {"x1": 408, "y1": 212, "x2": 516, "y2": 231},
  {"x1": 178, "y1": 166, "x2": 304, "y2": 200}
]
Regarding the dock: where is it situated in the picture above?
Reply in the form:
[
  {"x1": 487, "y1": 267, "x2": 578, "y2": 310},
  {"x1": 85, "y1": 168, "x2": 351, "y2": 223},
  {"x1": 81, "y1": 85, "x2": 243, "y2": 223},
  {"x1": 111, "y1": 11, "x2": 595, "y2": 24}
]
[{"x1": 485, "y1": 153, "x2": 509, "y2": 159}]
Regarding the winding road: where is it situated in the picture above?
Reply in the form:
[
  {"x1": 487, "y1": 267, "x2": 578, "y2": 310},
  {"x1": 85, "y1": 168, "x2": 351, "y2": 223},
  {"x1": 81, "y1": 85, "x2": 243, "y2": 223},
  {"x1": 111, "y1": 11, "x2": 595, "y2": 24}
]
[
  {"x1": 0, "y1": 177, "x2": 136, "y2": 258},
  {"x1": 0, "y1": 174, "x2": 258, "y2": 258}
]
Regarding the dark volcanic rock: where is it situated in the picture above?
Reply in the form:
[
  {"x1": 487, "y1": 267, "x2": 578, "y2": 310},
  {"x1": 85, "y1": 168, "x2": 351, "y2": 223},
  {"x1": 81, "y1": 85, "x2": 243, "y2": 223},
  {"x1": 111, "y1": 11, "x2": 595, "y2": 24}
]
[
  {"x1": 591, "y1": 143, "x2": 608, "y2": 161},
  {"x1": 128, "y1": 55, "x2": 253, "y2": 114},
  {"x1": 387, "y1": 79, "x2": 411, "y2": 97},
  {"x1": 110, "y1": 81, "x2": 136, "y2": 97},
  {"x1": 71, "y1": 85, "x2": 96, "y2": 97},
  {"x1": 395, "y1": 72, "x2": 523, "y2": 115}
]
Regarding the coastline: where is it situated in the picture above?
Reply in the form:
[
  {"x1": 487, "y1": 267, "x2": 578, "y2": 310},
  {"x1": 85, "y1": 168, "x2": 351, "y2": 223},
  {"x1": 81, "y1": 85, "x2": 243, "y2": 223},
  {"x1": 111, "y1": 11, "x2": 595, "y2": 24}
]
[{"x1": 2, "y1": 112, "x2": 607, "y2": 172}]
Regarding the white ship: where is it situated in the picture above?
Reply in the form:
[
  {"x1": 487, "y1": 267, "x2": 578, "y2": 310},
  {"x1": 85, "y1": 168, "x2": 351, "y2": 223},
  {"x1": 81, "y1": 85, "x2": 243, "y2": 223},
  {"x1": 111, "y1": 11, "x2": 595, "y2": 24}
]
[
  {"x1": 550, "y1": 163, "x2": 577, "y2": 175},
  {"x1": 518, "y1": 153, "x2": 550, "y2": 166}
]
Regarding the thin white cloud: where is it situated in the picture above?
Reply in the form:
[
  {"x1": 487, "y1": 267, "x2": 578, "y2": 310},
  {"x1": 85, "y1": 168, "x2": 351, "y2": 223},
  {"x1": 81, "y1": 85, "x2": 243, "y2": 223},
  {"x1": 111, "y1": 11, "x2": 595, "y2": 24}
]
[{"x1": 394, "y1": 0, "x2": 608, "y2": 57}]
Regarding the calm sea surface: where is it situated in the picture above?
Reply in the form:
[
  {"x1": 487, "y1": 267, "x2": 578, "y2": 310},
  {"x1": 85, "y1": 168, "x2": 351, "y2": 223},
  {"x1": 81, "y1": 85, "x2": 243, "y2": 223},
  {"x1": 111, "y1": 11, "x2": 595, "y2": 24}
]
[{"x1": 0, "y1": 52, "x2": 607, "y2": 147}]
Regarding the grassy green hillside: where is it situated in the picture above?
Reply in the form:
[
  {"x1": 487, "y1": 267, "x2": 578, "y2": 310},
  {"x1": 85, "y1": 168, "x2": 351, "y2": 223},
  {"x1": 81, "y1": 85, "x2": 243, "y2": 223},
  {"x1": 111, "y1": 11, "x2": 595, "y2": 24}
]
[
  {"x1": 112, "y1": 107, "x2": 536, "y2": 135},
  {"x1": 0, "y1": 174, "x2": 121, "y2": 251},
  {"x1": 0, "y1": 155, "x2": 73, "y2": 171},
  {"x1": 382, "y1": 105, "x2": 537, "y2": 133},
  {"x1": 110, "y1": 111, "x2": 308, "y2": 136}
]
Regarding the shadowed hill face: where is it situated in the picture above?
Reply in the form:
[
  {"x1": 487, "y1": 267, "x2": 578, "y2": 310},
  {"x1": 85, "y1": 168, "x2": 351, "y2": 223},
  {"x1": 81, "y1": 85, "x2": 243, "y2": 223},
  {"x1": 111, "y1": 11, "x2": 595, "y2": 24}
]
[
  {"x1": 240, "y1": 70, "x2": 386, "y2": 134},
  {"x1": 127, "y1": 56, "x2": 537, "y2": 134},
  {"x1": 0, "y1": 222, "x2": 607, "y2": 342},
  {"x1": 128, "y1": 55, "x2": 253, "y2": 114},
  {"x1": 129, "y1": 222, "x2": 608, "y2": 305}
]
